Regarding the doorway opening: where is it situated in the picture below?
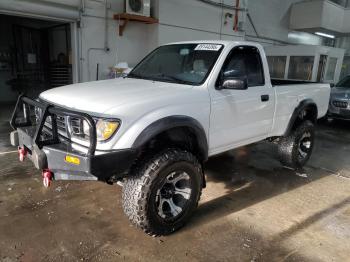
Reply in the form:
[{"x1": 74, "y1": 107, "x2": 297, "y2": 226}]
[{"x1": 0, "y1": 14, "x2": 73, "y2": 104}]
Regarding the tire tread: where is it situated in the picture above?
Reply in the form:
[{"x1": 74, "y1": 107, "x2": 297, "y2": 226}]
[
  {"x1": 122, "y1": 148, "x2": 202, "y2": 236},
  {"x1": 278, "y1": 120, "x2": 315, "y2": 169}
]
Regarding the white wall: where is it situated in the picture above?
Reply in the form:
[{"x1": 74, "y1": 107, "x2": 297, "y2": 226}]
[
  {"x1": 3, "y1": 0, "x2": 331, "y2": 82},
  {"x1": 245, "y1": 0, "x2": 296, "y2": 43},
  {"x1": 157, "y1": 0, "x2": 244, "y2": 44},
  {"x1": 79, "y1": 0, "x2": 247, "y2": 82},
  {"x1": 0, "y1": 0, "x2": 335, "y2": 85},
  {"x1": 79, "y1": 0, "x2": 161, "y2": 82}
]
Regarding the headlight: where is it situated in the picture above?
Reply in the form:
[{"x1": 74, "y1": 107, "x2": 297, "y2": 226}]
[
  {"x1": 95, "y1": 119, "x2": 120, "y2": 141},
  {"x1": 71, "y1": 118, "x2": 120, "y2": 142}
]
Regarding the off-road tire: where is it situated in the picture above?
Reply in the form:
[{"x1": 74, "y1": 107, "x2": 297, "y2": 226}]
[
  {"x1": 122, "y1": 149, "x2": 202, "y2": 236},
  {"x1": 278, "y1": 120, "x2": 315, "y2": 169}
]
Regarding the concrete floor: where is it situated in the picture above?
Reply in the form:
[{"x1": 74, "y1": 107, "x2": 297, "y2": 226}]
[{"x1": 1, "y1": 105, "x2": 350, "y2": 262}]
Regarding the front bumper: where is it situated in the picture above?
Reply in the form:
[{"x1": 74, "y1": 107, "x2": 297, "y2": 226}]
[
  {"x1": 327, "y1": 112, "x2": 350, "y2": 120},
  {"x1": 328, "y1": 103, "x2": 350, "y2": 120},
  {"x1": 10, "y1": 95, "x2": 137, "y2": 182}
]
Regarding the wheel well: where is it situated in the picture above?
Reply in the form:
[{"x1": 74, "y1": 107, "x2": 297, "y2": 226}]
[
  {"x1": 136, "y1": 126, "x2": 207, "y2": 163},
  {"x1": 290, "y1": 104, "x2": 318, "y2": 132}
]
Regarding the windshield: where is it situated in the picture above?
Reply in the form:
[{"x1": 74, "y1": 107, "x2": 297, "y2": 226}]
[
  {"x1": 128, "y1": 43, "x2": 224, "y2": 85},
  {"x1": 336, "y1": 76, "x2": 350, "y2": 88}
]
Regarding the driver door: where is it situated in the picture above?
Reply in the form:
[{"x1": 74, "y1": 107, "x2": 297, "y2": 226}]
[{"x1": 208, "y1": 46, "x2": 275, "y2": 155}]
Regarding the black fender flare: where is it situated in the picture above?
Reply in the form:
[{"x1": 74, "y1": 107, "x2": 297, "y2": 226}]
[
  {"x1": 132, "y1": 115, "x2": 209, "y2": 161},
  {"x1": 284, "y1": 99, "x2": 318, "y2": 136}
]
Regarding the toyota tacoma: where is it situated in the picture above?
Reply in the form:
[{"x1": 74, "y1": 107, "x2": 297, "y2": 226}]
[{"x1": 10, "y1": 41, "x2": 330, "y2": 235}]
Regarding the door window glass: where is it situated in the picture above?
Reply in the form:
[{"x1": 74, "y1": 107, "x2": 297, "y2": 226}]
[{"x1": 221, "y1": 46, "x2": 265, "y2": 87}]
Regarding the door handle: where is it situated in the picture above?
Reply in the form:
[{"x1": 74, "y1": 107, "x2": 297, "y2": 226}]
[{"x1": 261, "y1": 94, "x2": 269, "y2": 102}]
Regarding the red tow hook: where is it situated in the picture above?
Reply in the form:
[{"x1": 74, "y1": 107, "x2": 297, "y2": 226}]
[
  {"x1": 18, "y1": 147, "x2": 27, "y2": 162},
  {"x1": 42, "y1": 169, "x2": 53, "y2": 188}
]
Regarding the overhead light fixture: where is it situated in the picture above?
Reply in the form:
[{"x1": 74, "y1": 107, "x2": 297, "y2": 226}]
[{"x1": 315, "y1": 32, "x2": 335, "y2": 39}]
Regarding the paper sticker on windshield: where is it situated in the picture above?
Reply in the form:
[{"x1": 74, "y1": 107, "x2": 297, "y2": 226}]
[{"x1": 195, "y1": 44, "x2": 222, "y2": 51}]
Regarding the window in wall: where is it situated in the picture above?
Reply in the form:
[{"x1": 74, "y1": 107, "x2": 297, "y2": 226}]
[
  {"x1": 317, "y1": 55, "x2": 328, "y2": 82},
  {"x1": 267, "y1": 56, "x2": 286, "y2": 79},
  {"x1": 288, "y1": 56, "x2": 314, "y2": 81},
  {"x1": 325, "y1": 57, "x2": 337, "y2": 81},
  {"x1": 340, "y1": 56, "x2": 350, "y2": 80},
  {"x1": 222, "y1": 46, "x2": 265, "y2": 87}
]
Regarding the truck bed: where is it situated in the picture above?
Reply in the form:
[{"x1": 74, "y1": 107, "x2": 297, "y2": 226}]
[{"x1": 270, "y1": 81, "x2": 330, "y2": 137}]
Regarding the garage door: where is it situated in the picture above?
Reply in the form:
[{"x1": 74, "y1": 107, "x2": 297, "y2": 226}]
[{"x1": 0, "y1": 0, "x2": 80, "y2": 22}]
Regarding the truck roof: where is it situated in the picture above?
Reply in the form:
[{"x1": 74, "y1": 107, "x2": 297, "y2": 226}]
[{"x1": 164, "y1": 40, "x2": 262, "y2": 48}]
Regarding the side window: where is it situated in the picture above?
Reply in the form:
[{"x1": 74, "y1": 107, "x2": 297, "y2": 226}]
[
  {"x1": 223, "y1": 53, "x2": 246, "y2": 78},
  {"x1": 220, "y1": 46, "x2": 265, "y2": 87}
]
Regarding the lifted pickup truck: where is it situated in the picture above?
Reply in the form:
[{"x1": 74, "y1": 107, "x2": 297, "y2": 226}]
[{"x1": 10, "y1": 41, "x2": 330, "y2": 236}]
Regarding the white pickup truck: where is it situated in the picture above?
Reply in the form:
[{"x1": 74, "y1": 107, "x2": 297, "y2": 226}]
[{"x1": 10, "y1": 41, "x2": 330, "y2": 236}]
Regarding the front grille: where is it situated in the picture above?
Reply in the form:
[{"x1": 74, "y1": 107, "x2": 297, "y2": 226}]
[
  {"x1": 44, "y1": 114, "x2": 68, "y2": 137},
  {"x1": 56, "y1": 115, "x2": 67, "y2": 133},
  {"x1": 70, "y1": 117, "x2": 83, "y2": 135},
  {"x1": 47, "y1": 115, "x2": 84, "y2": 137},
  {"x1": 332, "y1": 100, "x2": 348, "y2": 109},
  {"x1": 36, "y1": 106, "x2": 89, "y2": 140}
]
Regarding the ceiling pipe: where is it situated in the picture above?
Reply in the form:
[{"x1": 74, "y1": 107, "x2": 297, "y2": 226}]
[
  {"x1": 196, "y1": 0, "x2": 247, "y2": 11},
  {"x1": 36, "y1": 0, "x2": 81, "y2": 8}
]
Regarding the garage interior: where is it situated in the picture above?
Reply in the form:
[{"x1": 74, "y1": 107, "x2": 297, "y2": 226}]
[
  {"x1": 1, "y1": 0, "x2": 350, "y2": 261},
  {"x1": 0, "y1": 15, "x2": 72, "y2": 103}
]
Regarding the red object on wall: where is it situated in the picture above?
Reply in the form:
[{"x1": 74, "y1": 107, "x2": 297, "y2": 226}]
[{"x1": 234, "y1": 0, "x2": 240, "y2": 32}]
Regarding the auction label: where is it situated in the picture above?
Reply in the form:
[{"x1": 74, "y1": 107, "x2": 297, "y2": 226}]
[{"x1": 195, "y1": 44, "x2": 222, "y2": 51}]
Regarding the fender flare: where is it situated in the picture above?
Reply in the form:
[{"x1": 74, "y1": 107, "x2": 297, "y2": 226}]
[
  {"x1": 132, "y1": 115, "x2": 208, "y2": 161},
  {"x1": 284, "y1": 99, "x2": 318, "y2": 136}
]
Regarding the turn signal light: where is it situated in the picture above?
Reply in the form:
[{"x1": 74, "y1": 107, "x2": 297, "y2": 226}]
[{"x1": 65, "y1": 155, "x2": 80, "y2": 165}]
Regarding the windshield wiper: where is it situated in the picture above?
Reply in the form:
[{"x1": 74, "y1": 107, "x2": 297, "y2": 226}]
[
  {"x1": 128, "y1": 72, "x2": 194, "y2": 85},
  {"x1": 150, "y1": 74, "x2": 194, "y2": 85},
  {"x1": 127, "y1": 72, "x2": 144, "y2": 79}
]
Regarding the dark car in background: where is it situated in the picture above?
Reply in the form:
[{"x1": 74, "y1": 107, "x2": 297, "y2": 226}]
[{"x1": 328, "y1": 76, "x2": 350, "y2": 120}]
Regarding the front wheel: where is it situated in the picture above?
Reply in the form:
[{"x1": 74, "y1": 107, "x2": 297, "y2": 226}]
[
  {"x1": 122, "y1": 149, "x2": 202, "y2": 236},
  {"x1": 277, "y1": 120, "x2": 315, "y2": 169}
]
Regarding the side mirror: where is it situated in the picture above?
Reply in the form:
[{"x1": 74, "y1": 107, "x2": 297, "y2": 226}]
[
  {"x1": 330, "y1": 83, "x2": 335, "y2": 88},
  {"x1": 219, "y1": 77, "x2": 248, "y2": 90}
]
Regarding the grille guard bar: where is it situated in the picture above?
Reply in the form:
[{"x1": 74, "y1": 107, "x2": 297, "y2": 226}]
[{"x1": 10, "y1": 95, "x2": 97, "y2": 155}]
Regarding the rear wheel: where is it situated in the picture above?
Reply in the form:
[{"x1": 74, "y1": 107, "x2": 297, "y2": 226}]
[
  {"x1": 122, "y1": 149, "x2": 202, "y2": 236},
  {"x1": 277, "y1": 120, "x2": 315, "y2": 169}
]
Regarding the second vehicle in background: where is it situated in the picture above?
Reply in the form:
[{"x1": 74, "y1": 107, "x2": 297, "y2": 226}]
[{"x1": 328, "y1": 75, "x2": 350, "y2": 120}]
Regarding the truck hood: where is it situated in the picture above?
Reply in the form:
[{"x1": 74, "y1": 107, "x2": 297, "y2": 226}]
[{"x1": 40, "y1": 78, "x2": 193, "y2": 114}]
